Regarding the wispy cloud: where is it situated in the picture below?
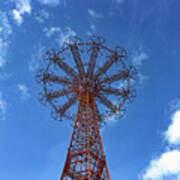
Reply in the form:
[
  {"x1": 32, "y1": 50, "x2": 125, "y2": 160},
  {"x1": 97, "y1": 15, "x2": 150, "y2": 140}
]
[
  {"x1": 169, "y1": 98, "x2": 180, "y2": 112},
  {"x1": 90, "y1": 24, "x2": 96, "y2": 32},
  {"x1": 0, "y1": 11, "x2": 12, "y2": 68},
  {"x1": 87, "y1": 9, "x2": 102, "y2": 36},
  {"x1": 57, "y1": 27, "x2": 76, "y2": 46},
  {"x1": 132, "y1": 51, "x2": 148, "y2": 67},
  {"x1": 88, "y1": 9, "x2": 103, "y2": 19},
  {"x1": 29, "y1": 45, "x2": 46, "y2": 73},
  {"x1": 0, "y1": 12, "x2": 12, "y2": 39},
  {"x1": 17, "y1": 84, "x2": 30, "y2": 100},
  {"x1": 0, "y1": 72, "x2": 12, "y2": 81},
  {"x1": 12, "y1": 0, "x2": 31, "y2": 25},
  {"x1": 0, "y1": 39, "x2": 7, "y2": 67},
  {"x1": 141, "y1": 108, "x2": 180, "y2": 180},
  {"x1": 43, "y1": 26, "x2": 76, "y2": 46},
  {"x1": 138, "y1": 73, "x2": 148, "y2": 84},
  {"x1": 43, "y1": 27, "x2": 61, "y2": 37},
  {"x1": 38, "y1": 0, "x2": 65, "y2": 6},
  {"x1": 131, "y1": 48, "x2": 149, "y2": 84},
  {"x1": 0, "y1": 92, "x2": 7, "y2": 120},
  {"x1": 35, "y1": 10, "x2": 49, "y2": 23},
  {"x1": 86, "y1": 23, "x2": 96, "y2": 36}
]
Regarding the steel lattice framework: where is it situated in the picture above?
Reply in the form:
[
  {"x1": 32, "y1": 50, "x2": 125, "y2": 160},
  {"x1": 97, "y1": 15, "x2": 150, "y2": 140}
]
[{"x1": 36, "y1": 36, "x2": 136, "y2": 180}]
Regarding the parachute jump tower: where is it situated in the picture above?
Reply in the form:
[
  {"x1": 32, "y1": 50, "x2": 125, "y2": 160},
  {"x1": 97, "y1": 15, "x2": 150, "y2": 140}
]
[{"x1": 36, "y1": 36, "x2": 136, "y2": 180}]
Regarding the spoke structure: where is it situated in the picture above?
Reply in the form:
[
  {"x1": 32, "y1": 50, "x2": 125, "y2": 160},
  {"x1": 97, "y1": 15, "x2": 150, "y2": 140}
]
[{"x1": 36, "y1": 36, "x2": 136, "y2": 180}]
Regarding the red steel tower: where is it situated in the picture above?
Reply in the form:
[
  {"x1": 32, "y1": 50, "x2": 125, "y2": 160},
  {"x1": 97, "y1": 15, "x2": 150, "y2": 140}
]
[{"x1": 36, "y1": 36, "x2": 136, "y2": 179}]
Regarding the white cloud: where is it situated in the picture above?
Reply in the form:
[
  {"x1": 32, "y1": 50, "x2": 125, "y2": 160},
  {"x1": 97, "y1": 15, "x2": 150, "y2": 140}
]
[
  {"x1": 0, "y1": 92, "x2": 7, "y2": 120},
  {"x1": 138, "y1": 73, "x2": 149, "y2": 84},
  {"x1": 38, "y1": 0, "x2": 62, "y2": 6},
  {"x1": 143, "y1": 150, "x2": 180, "y2": 180},
  {"x1": 17, "y1": 84, "x2": 30, "y2": 100},
  {"x1": 0, "y1": 39, "x2": 6, "y2": 67},
  {"x1": 12, "y1": 0, "x2": 31, "y2": 25},
  {"x1": 43, "y1": 27, "x2": 61, "y2": 37},
  {"x1": 58, "y1": 27, "x2": 76, "y2": 46},
  {"x1": 169, "y1": 98, "x2": 180, "y2": 112},
  {"x1": 165, "y1": 110, "x2": 180, "y2": 145},
  {"x1": 131, "y1": 49, "x2": 148, "y2": 84},
  {"x1": 0, "y1": 38, "x2": 9, "y2": 67},
  {"x1": 88, "y1": 9, "x2": 103, "y2": 19},
  {"x1": 141, "y1": 109, "x2": 180, "y2": 180},
  {"x1": 132, "y1": 51, "x2": 148, "y2": 67},
  {"x1": 87, "y1": 9, "x2": 102, "y2": 36},
  {"x1": 0, "y1": 72, "x2": 12, "y2": 80},
  {"x1": 86, "y1": 24, "x2": 96, "y2": 36},
  {"x1": 0, "y1": 11, "x2": 12, "y2": 68},
  {"x1": 35, "y1": 10, "x2": 49, "y2": 23},
  {"x1": 0, "y1": 13, "x2": 12, "y2": 37},
  {"x1": 12, "y1": 10, "x2": 22, "y2": 24},
  {"x1": 29, "y1": 45, "x2": 46, "y2": 72},
  {"x1": 44, "y1": 26, "x2": 76, "y2": 47}
]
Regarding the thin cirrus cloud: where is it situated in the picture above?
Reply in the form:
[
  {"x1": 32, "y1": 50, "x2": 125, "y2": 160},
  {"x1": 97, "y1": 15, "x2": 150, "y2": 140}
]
[
  {"x1": 0, "y1": 12, "x2": 12, "y2": 120},
  {"x1": 169, "y1": 98, "x2": 180, "y2": 112},
  {"x1": 12, "y1": 0, "x2": 31, "y2": 25},
  {"x1": 43, "y1": 26, "x2": 76, "y2": 46},
  {"x1": 0, "y1": 11, "x2": 12, "y2": 68},
  {"x1": 29, "y1": 45, "x2": 46, "y2": 73},
  {"x1": 87, "y1": 9, "x2": 103, "y2": 38},
  {"x1": 29, "y1": 26, "x2": 76, "y2": 74},
  {"x1": 17, "y1": 84, "x2": 30, "y2": 100},
  {"x1": 131, "y1": 50, "x2": 149, "y2": 84},
  {"x1": 88, "y1": 9, "x2": 103, "y2": 19},
  {"x1": 132, "y1": 51, "x2": 148, "y2": 67},
  {"x1": 35, "y1": 9, "x2": 49, "y2": 23},
  {"x1": 90, "y1": 24, "x2": 96, "y2": 32},
  {"x1": 43, "y1": 27, "x2": 61, "y2": 37},
  {"x1": 37, "y1": 0, "x2": 61, "y2": 6},
  {"x1": 0, "y1": 92, "x2": 7, "y2": 120},
  {"x1": 141, "y1": 105, "x2": 180, "y2": 180}
]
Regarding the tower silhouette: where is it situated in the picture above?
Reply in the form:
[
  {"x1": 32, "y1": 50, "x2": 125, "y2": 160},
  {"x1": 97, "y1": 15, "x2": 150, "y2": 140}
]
[{"x1": 36, "y1": 36, "x2": 136, "y2": 179}]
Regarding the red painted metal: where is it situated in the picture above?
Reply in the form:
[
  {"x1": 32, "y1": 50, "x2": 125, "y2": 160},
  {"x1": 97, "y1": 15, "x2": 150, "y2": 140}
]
[
  {"x1": 36, "y1": 36, "x2": 136, "y2": 179},
  {"x1": 60, "y1": 89, "x2": 110, "y2": 179}
]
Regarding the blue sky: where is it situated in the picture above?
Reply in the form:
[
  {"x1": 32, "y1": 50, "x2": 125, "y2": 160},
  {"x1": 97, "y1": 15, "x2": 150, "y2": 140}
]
[{"x1": 0, "y1": 0, "x2": 180, "y2": 180}]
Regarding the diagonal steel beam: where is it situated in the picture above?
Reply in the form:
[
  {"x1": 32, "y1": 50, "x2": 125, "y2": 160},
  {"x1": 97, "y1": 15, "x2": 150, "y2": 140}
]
[
  {"x1": 99, "y1": 87, "x2": 129, "y2": 97},
  {"x1": 87, "y1": 45, "x2": 99, "y2": 80},
  {"x1": 99, "y1": 71, "x2": 129, "y2": 84},
  {"x1": 46, "y1": 89, "x2": 73, "y2": 101},
  {"x1": 43, "y1": 73, "x2": 72, "y2": 85},
  {"x1": 59, "y1": 96, "x2": 77, "y2": 115},
  {"x1": 69, "y1": 44, "x2": 85, "y2": 80},
  {"x1": 96, "y1": 94, "x2": 119, "y2": 113},
  {"x1": 94, "y1": 52, "x2": 125, "y2": 80},
  {"x1": 50, "y1": 56, "x2": 81, "y2": 84}
]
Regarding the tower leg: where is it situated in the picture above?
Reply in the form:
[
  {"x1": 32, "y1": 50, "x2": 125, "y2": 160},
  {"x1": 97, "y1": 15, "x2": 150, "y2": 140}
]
[{"x1": 60, "y1": 92, "x2": 110, "y2": 180}]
